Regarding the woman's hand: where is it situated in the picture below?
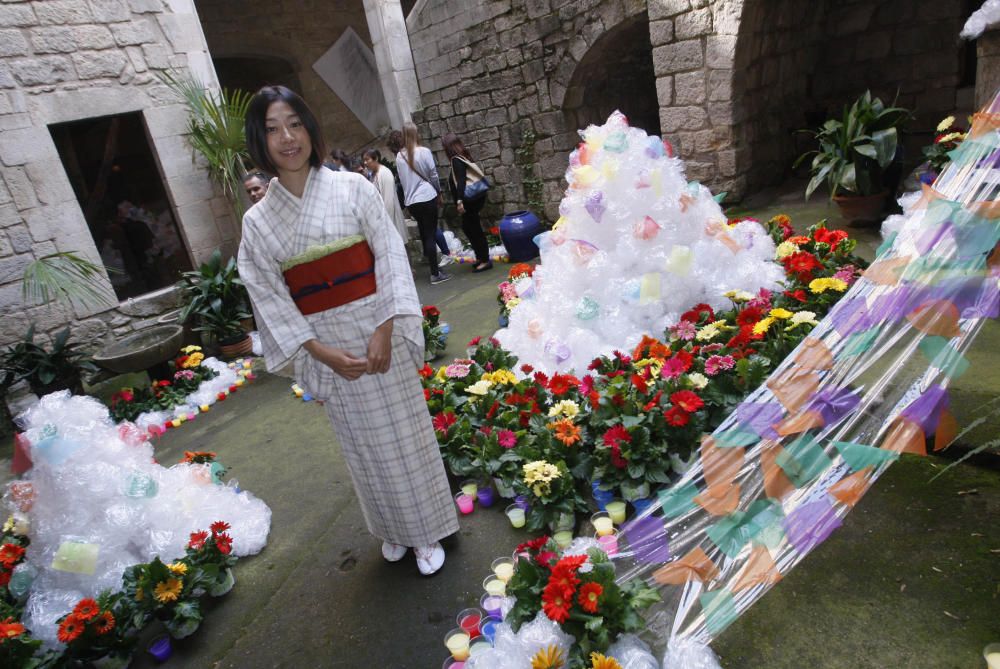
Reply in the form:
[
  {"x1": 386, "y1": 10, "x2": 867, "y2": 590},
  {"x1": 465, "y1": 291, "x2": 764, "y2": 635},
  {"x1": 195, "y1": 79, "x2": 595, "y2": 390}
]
[
  {"x1": 303, "y1": 339, "x2": 367, "y2": 381},
  {"x1": 456, "y1": 201, "x2": 465, "y2": 214},
  {"x1": 366, "y1": 319, "x2": 394, "y2": 374}
]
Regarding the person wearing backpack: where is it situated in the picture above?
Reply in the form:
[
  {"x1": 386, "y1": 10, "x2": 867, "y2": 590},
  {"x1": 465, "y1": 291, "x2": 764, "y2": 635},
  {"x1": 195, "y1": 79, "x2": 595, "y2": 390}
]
[{"x1": 442, "y1": 133, "x2": 492, "y2": 273}]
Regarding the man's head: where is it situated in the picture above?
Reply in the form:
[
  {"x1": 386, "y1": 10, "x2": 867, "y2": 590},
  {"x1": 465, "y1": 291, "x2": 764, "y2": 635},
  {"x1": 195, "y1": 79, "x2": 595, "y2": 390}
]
[{"x1": 244, "y1": 172, "x2": 270, "y2": 204}]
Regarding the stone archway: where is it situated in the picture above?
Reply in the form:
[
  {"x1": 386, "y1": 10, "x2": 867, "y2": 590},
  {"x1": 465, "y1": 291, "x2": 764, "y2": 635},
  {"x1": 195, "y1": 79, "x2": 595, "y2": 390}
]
[{"x1": 562, "y1": 12, "x2": 661, "y2": 137}]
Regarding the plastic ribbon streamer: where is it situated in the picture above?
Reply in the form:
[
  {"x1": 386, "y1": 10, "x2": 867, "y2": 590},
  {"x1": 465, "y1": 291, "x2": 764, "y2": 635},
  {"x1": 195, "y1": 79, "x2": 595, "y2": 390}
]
[{"x1": 611, "y1": 90, "x2": 1000, "y2": 664}]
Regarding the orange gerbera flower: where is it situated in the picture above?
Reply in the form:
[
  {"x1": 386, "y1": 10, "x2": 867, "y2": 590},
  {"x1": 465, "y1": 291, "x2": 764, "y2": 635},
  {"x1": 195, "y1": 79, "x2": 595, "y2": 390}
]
[
  {"x1": 590, "y1": 652, "x2": 623, "y2": 669},
  {"x1": 57, "y1": 614, "x2": 84, "y2": 644},
  {"x1": 632, "y1": 334, "x2": 671, "y2": 361},
  {"x1": 0, "y1": 617, "x2": 25, "y2": 639},
  {"x1": 94, "y1": 611, "x2": 115, "y2": 635},
  {"x1": 531, "y1": 644, "x2": 566, "y2": 669},
  {"x1": 578, "y1": 581, "x2": 604, "y2": 613},
  {"x1": 541, "y1": 582, "x2": 572, "y2": 623},
  {"x1": 548, "y1": 418, "x2": 581, "y2": 446},
  {"x1": 72, "y1": 598, "x2": 99, "y2": 621}
]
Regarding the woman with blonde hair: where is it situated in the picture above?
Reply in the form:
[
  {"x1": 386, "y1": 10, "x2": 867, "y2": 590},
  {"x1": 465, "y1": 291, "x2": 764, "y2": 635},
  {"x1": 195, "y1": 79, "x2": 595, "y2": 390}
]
[{"x1": 395, "y1": 121, "x2": 451, "y2": 284}]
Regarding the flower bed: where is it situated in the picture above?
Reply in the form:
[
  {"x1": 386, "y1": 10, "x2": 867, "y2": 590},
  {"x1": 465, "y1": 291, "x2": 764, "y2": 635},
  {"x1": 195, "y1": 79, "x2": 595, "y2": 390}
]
[{"x1": 423, "y1": 215, "x2": 866, "y2": 530}]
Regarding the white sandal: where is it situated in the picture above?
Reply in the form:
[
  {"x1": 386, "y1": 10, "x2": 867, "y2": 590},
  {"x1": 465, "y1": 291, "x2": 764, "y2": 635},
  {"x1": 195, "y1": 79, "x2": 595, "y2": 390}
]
[
  {"x1": 414, "y1": 542, "x2": 445, "y2": 576},
  {"x1": 381, "y1": 541, "x2": 407, "y2": 563}
]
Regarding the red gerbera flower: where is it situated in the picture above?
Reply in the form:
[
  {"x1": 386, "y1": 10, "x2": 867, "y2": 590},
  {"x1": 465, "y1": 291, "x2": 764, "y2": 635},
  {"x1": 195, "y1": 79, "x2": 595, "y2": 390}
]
[
  {"x1": 578, "y1": 581, "x2": 604, "y2": 613},
  {"x1": 418, "y1": 364, "x2": 433, "y2": 378},
  {"x1": 680, "y1": 303, "x2": 715, "y2": 324},
  {"x1": 432, "y1": 411, "x2": 457, "y2": 433},
  {"x1": 782, "y1": 251, "x2": 822, "y2": 282},
  {"x1": 516, "y1": 536, "x2": 550, "y2": 553},
  {"x1": 57, "y1": 614, "x2": 85, "y2": 644},
  {"x1": 813, "y1": 227, "x2": 848, "y2": 250},
  {"x1": 610, "y1": 442, "x2": 628, "y2": 468},
  {"x1": 188, "y1": 530, "x2": 209, "y2": 550},
  {"x1": 210, "y1": 521, "x2": 231, "y2": 535},
  {"x1": 548, "y1": 566, "x2": 580, "y2": 595},
  {"x1": 533, "y1": 371, "x2": 550, "y2": 387},
  {"x1": 520, "y1": 363, "x2": 534, "y2": 374},
  {"x1": 784, "y1": 289, "x2": 808, "y2": 302},
  {"x1": 423, "y1": 388, "x2": 431, "y2": 401},
  {"x1": 602, "y1": 425, "x2": 632, "y2": 449},
  {"x1": 535, "y1": 550, "x2": 558, "y2": 566},
  {"x1": 0, "y1": 617, "x2": 25, "y2": 639},
  {"x1": 630, "y1": 373, "x2": 648, "y2": 394},
  {"x1": 736, "y1": 305, "x2": 764, "y2": 327},
  {"x1": 215, "y1": 533, "x2": 233, "y2": 555},
  {"x1": 94, "y1": 611, "x2": 115, "y2": 635},
  {"x1": 664, "y1": 406, "x2": 690, "y2": 427},
  {"x1": 541, "y1": 582, "x2": 572, "y2": 623},
  {"x1": 670, "y1": 390, "x2": 704, "y2": 413},
  {"x1": 0, "y1": 543, "x2": 25, "y2": 568},
  {"x1": 0, "y1": 571, "x2": 10, "y2": 587},
  {"x1": 643, "y1": 389, "x2": 663, "y2": 412},
  {"x1": 468, "y1": 336, "x2": 482, "y2": 346},
  {"x1": 422, "y1": 305, "x2": 440, "y2": 318},
  {"x1": 548, "y1": 373, "x2": 580, "y2": 396},
  {"x1": 554, "y1": 554, "x2": 588, "y2": 572},
  {"x1": 72, "y1": 598, "x2": 99, "y2": 621}
]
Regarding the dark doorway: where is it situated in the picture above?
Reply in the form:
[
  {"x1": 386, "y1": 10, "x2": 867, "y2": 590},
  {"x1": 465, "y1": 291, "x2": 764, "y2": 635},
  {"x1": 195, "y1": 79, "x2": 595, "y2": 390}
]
[
  {"x1": 49, "y1": 113, "x2": 193, "y2": 302},
  {"x1": 563, "y1": 13, "x2": 661, "y2": 137},
  {"x1": 213, "y1": 55, "x2": 301, "y2": 97}
]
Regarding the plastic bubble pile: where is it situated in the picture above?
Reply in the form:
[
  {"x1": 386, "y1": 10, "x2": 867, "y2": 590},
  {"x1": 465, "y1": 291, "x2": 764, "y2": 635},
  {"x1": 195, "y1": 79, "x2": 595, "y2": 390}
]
[
  {"x1": 448, "y1": 91, "x2": 1000, "y2": 668},
  {"x1": 3, "y1": 390, "x2": 272, "y2": 647},
  {"x1": 494, "y1": 111, "x2": 785, "y2": 374}
]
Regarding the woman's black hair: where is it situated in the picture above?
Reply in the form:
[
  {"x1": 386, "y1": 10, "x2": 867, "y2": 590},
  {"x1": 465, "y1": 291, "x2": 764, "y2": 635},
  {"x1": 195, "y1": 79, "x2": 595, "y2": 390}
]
[
  {"x1": 363, "y1": 148, "x2": 381, "y2": 162},
  {"x1": 245, "y1": 85, "x2": 327, "y2": 175}
]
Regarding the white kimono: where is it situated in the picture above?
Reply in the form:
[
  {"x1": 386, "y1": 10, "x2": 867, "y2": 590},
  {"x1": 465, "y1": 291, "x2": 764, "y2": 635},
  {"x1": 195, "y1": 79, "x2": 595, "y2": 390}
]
[{"x1": 238, "y1": 167, "x2": 458, "y2": 547}]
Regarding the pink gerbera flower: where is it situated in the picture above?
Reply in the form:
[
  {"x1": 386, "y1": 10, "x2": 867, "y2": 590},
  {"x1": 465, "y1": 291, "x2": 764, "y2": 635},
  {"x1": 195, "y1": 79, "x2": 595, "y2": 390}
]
[
  {"x1": 498, "y1": 429, "x2": 517, "y2": 448},
  {"x1": 670, "y1": 320, "x2": 697, "y2": 341},
  {"x1": 704, "y1": 354, "x2": 735, "y2": 376}
]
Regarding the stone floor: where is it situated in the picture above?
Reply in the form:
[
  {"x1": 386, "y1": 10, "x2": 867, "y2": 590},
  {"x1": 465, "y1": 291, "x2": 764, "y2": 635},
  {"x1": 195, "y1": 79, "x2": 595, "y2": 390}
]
[{"x1": 1, "y1": 184, "x2": 998, "y2": 668}]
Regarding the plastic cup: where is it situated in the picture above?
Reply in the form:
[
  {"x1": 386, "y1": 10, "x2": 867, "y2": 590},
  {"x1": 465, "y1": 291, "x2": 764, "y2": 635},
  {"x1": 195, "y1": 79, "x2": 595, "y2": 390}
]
[
  {"x1": 985, "y1": 644, "x2": 1000, "y2": 669},
  {"x1": 596, "y1": 528, "x2": 620, "y2": 556},
  {"x1": 491, "y1": 556, "x2": 515, "y2": 583},
  {"x1": 553, "y1": 530, "x2": 573, "y2": 548},
  {"x1": 483, "y1": 575, "x2": 506, "y2": 597},
  {"x1": 441, "y1": 657, "x2": 465, "y2": 669},
  {"x1": 444, "y1": 628, "x2": 470, "y2": 661},
  {"x1": 477, "y1": 485, "x2": 496, "y2": 507},
  {"x1": 513, "y1": 495, "x2": 530, "y2": 511},
  {"x1": 481, "y1": 615, "x2": 501, "y2": 642},
  {"x1": 148, "y1": 634, "x2": 173, "y2": 662},
  {"x1": 505, "y1": 504, "x2": 525, "y2": 528},
  {"x1": 454, "y1": 492, "x2": 475, "y2": 514},
  {"x1": 480, "y1": 592, "x2": 503, "y2": 618},
  {"x1": 460, "y1": 480, "x2": 478, "y2": 497},
  {"x1": 469, "y1": 635, "x2": 493, "y2": 655},
  {"x1": 456, "y1": 607, "x2": 482, "y2": 639},
  {"x1": 591, "y1": 511, "x2": 614, "y2": 536},
  {"x1": 606, "y1": 499, "x2": 626, "y2": 524}
]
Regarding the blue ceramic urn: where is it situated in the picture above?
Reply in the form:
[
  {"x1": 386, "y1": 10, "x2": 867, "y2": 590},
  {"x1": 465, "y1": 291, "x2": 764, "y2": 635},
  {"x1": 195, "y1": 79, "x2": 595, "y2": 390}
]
[{"x1": 499, "y1": 210, "x2": 541, "y2": 262}]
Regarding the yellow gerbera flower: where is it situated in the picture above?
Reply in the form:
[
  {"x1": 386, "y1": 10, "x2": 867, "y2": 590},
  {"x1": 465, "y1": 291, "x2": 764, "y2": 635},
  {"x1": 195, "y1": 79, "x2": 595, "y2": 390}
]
[
  {"x1": 466, "y1": 380, "x2": 494, "y2": 395},
  {"x1": 435, "y1": 365, "x2": 448, "y2": 382},
  {"x1": 775, "y1": 241, "x2": 798, "y2": 259},
  {"x1": 507, "y1": 297, "x2": 522, "y2": 310},
  {"x1": 687, "y1": 372, "x2": 709, "y2": 389},
  {"x1": 723, "y1": 289, "x2": 754, "y2": 302},
  {"x1": 752, "y1": 317, "x2": 775, "y2": 336},
  {"x1": 787, "y1": 311, "x2": 819, "y2": 330},
  {"x1": 547, "y1": 400, "x2": 580, "y2": 418},
  {"x1": 591, "y1": 653, "x2": 623, "y2": 669},
  {"x1": 531, "y1": 644, "x2": 566, "y2": 669},
  {"x1": 768, "y1": 308, "x2": 794, "y2": 320},
  {"x1": 181, "y1": 345, "x2": 202, "y2": 354},
  {"x1": 2, "y1": 516, "x2": 14, "y2": 533},
  {"x1": 167, "y1": 562, "x2": 188, "y2": 576},
  {"x1": 809, "y1": 277, "x2": 848, "y2": 294},
  {"x1": 153, "y1": 578, "x2": 183, "y2": 603},
  {"x1": 936, "y1": 115, "x2": 955, "y2": 132}
]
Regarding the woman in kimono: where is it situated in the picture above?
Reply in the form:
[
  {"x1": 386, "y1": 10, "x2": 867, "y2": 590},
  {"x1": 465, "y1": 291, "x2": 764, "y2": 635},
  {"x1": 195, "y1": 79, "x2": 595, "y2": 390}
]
[
  {"x1": 362, "y1": 148, "x2": 407, "y2": 242},
  {"x1": 238, "y1": 86, "x2": 458, "y2": 576}
]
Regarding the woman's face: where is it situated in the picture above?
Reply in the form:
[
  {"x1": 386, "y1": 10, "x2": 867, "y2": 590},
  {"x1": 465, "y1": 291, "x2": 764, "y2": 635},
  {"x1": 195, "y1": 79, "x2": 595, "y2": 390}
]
[
  {"x1": 265, "y1": 100, "x2": 312, "y2": 177},
  {"x1": 363, "y1": 155, "x2": 379, "y2": 172}
]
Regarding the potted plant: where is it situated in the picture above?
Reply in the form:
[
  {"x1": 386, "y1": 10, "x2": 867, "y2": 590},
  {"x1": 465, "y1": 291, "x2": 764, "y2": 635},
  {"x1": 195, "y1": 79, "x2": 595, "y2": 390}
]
[
  {"x1": 0, "y1": 325, "x2": 99, "y2": 397},
  {"x1": 795, "y1": 90, "x2": 911, "y2": 224},
  {"x1": 178, "y1": 250, "x2": 252, "y2": 357}
]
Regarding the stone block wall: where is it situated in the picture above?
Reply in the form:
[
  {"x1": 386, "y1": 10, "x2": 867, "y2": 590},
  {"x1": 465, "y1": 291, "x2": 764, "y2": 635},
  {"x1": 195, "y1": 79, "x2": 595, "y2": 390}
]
[
  {"x1": 194, "y1": 0, "x2": 376, "y2": 154},
  {"x1": 976, "y1": 29, "x2": 1000, "y2": 109},
  {"x1": 0, "y1": 0, "x2": 236, "y2": 351}
]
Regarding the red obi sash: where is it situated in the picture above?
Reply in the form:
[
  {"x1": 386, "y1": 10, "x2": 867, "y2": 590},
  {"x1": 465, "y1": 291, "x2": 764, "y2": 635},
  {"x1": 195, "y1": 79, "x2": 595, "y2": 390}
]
[{"x1": 282, "y1": 241, "x2": 376, "y2": 315}]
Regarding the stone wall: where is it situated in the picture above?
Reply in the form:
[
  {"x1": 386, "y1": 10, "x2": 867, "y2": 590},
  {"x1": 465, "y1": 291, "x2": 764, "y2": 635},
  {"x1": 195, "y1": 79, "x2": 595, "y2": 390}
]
[
  {"x1": 0, "y1": 0, "x2": 235, "y2": 350},
  {"x1": 976, "y1": 29, "x2": 1000, "y2": 109},
  {"x1": 194, "y1": 0, "x2": 376, "y2": 154}
]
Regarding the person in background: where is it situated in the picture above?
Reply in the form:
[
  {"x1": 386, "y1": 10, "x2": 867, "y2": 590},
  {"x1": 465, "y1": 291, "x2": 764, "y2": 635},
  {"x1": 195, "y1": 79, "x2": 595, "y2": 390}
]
[
  {"x1": 238, "y1": 85, "x2": 457, "y2": 576},
  {"x1": 442, "y1": 133, "x2": 492, "y2": 272},
  {"x1": 363, "y1": 148, "x2": 407, "y2": 242},
  {"x1": 395, "y1": 121, "x2": 451, "y2": 284},
  {"x1": 325, "y1": 148, "x2": 350, "y2": 172},
  {"x1": 243, "y1": 171, "x2": 270, "y2": 205},
  {"x1": 388, "y1": 129, "x2": 452, "y2": 266}
]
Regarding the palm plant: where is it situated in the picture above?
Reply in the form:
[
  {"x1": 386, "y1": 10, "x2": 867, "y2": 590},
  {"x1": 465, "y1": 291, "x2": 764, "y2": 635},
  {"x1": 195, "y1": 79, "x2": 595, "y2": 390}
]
[
  {"x1": 21, "y1": 251, "x2": 117, "y2": 310},
  {"x1": 160, "y1": 71, "x2": 252, "y2": 221}
]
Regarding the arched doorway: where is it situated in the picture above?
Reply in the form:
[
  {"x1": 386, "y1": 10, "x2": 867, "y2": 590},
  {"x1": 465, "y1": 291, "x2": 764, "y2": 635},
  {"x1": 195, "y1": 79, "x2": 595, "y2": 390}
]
[{"x1": 562, "y1": 13, "x2": 661, "y2": 137}]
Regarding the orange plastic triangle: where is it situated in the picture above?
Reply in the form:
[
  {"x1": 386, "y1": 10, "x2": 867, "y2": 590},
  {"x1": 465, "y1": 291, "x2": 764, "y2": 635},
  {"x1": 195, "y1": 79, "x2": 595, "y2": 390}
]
[
  {"x1": 766, "y1": 367, "x2": 821, "y2": 413},
  {"x1": 970, "y1": 199, "x2": 1000, "y2": 220},
  {"x1": 882, "y1": 417, "x2": 926, "y2": 456},
  {"x1": 934, "y1": 409, "x2": 958, "y2": 452},
  {"x1": 700, "y1": 436, "x2": 745, "y2": 488},
  {"x1": 906, "y1": 300, "x2": 962, "y2": 338},
  {"x1": 968, "y1": 111, "x2": 1000, "y2": 140},
  {"x1": 761, "y1": 440, "x2": 797, "y2": 500},
  {"x1": 793, "y1": 337, "x2": 834, "y2": 370},
  {"x1": 694, "y1": 483, "x2": 741, "y2": 516},
  {"x1": 652, "y1": 546, "x2": 720, "y2": 585},
  {"x1": 775, "y1": 409, "x2": 825, "y2": 436},
  {"x1": 731, "y1": 544, "x2": 783, "y2": 592},
  {"x1": 912, "y1": 182, "x2": 947, "y2": 210},
  {"x1": 862, "y1": 256, "x2": 912, "y2": 286},
  {"x1": 829, "y1": 467, "x2": 872, "y2": 507}
]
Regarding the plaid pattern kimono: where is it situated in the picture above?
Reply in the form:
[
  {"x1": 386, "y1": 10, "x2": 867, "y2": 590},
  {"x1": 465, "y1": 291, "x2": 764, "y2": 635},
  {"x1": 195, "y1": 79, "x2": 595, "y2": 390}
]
[{"x1": 238, "y1": 168, "x2": 458, "y2": 547}]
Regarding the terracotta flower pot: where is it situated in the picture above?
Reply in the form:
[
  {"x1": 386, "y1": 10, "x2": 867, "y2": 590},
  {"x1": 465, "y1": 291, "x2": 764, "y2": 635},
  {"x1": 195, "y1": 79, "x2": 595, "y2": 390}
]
[
  {"x1": 833, "y1": 191, "x2": 888, "y2": 227},
  {"x1": 218, "y1": 334, "x2": 253, "y2": 359}
]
